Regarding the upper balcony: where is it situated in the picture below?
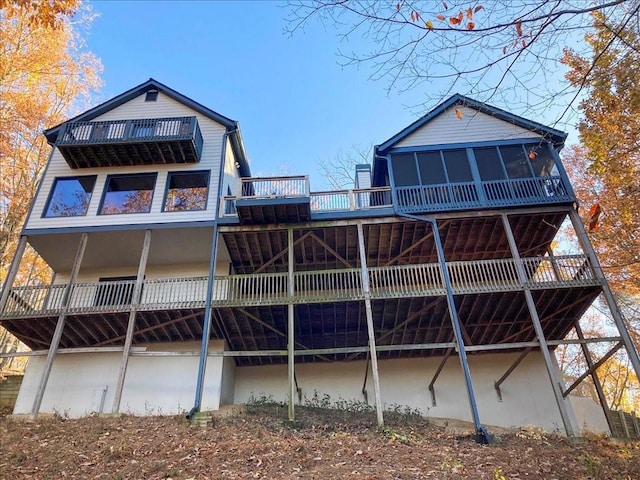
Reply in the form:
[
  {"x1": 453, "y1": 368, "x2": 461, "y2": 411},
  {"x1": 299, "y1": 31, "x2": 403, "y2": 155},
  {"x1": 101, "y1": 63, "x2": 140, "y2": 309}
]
[
  {"x1": 55, "y1": 116, "x2": 204, "y2": 168},
  {"x1": 222, "y1": 176, "x2": 394, "y2": 224}
]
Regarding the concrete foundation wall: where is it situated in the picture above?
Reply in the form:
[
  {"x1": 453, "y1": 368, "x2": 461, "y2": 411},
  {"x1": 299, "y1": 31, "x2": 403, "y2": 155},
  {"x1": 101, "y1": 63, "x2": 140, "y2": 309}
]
[
  {"x1": 13, "y1": 347, "x2": 608, "y2": 435},
  {"x1": 13, "y1": 341, "x2": 225, "y2": 418},
  {"x1": 234, "y1": 352, "x2": 587, "y2": 433},
  {"x1": 569, "y1": 395, "x2": 610, "y2": 435}
]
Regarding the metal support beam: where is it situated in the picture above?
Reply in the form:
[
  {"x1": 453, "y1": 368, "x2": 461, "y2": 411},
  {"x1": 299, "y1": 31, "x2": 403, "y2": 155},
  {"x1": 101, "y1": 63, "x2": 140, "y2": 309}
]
[
  {"x1": 361, "y1": 354, "x2": 371, "y2": 403},
  {"x1": 563, "y1": 342, "x2": 624, "y2": 397},
  {"x1": 112, "y1": 229, "x2": 151, "y2": 413},
  {"x1": 357, "y1": 221, "x2": 384, "y2": 427},
  {"x1": 0, "y1": 235, "x2": 28, "y2": 314},
  {"x1": 494, "y1": 349, "x2": 531, "y2": 402},
  {"x1": 501, "y1": 213, "x2": 578, "y2": 437},
  {"x1": 287, "y1": 227, "x2": 296, "y2": 421},
  {"x1": 574, "y1": 323, "x2": 616, "y2": 433},
  {"x1": 568, "y1": 208, "x2": 640, "y2": 382},
  {"x1": 399, "y1": 213, "x2": 488, "y2": 442},
  {"x1": 428, "y1": 349, "x2": 452, "y2": 406},
  {"x1": 31, "y1": 232, "x2": 88, "y2": 417},
  {"x1": 293, "y1": 373, "x2": 302, "y2": 403}
]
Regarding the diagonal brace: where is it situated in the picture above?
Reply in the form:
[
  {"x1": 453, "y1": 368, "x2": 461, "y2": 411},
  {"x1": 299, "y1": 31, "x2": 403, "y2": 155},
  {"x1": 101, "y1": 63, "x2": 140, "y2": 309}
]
[
  {"x1": 494, "y1": 348, "x2": 531, "y2": 401},
  {"x1": 563, "y1": 342, "x2": 624, "y2": 397}
]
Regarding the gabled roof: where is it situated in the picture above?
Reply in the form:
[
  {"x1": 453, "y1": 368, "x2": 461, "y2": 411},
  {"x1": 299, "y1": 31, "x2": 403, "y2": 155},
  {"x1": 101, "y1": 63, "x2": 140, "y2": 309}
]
[
  {"x1": 375, "y1": 94, "x2": 567, "y2": 154},
  {"x1": 43, "y1": 78, "x2": 250, "y2": 175}
]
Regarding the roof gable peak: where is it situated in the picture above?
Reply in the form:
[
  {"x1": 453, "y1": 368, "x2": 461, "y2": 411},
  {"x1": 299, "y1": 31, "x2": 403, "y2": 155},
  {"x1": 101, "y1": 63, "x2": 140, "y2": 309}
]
[
  {"x1": 44, "y1": 78, "x2": 237, "y2": 144},
  {"x1": 376, "y1": 94, "x2": 567, "y2": 153}
]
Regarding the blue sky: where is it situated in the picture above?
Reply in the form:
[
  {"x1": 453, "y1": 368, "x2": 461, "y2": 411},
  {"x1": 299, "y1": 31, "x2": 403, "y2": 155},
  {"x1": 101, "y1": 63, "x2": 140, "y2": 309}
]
[{"x1": 85, "y1": 0, "x2": 575, "y2": 190}]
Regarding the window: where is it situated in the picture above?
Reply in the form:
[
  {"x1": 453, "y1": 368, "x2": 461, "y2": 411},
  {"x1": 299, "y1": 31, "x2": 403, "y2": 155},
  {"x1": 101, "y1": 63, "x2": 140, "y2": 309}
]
[
  {"x1": 99, "y1": 174, "x2": 157, "y2": 215},
  {"x1": 475, "y1": 147, "x2": 506, "y2": 181},
  {"x1": 164, "y1": 171, "x2": 210, "y2": 211},
  {"x1": 525, "y1": 144, "x2": 557, "y2": 177},
  {"x1": 391, "y1": 153, "x2": 419, "y2": 186},
  {"x1": 145, "y1": 90, "x2": 158, "y2": 102},
  {"x1": 500, "y1": 145, "x2": 533, "y2": 179},
  {"x1": 44, "y1": 176, "x2": 96, "y2": 217},
  {"x1": 442, "y1": 149, "x2": 473, "y2": 182},
  {"x1": 417, "y1": 152, "x2": 446, "y2": 185}
]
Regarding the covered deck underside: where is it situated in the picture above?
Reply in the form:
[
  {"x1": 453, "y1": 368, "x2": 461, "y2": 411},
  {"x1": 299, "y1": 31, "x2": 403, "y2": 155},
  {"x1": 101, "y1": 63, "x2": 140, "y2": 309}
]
[
  {"x1": 2, "y1": 285, "x2": 601, "y2": 366},
  {"x1": 1, "y1": 208, "x2": 602, "y2": 366},
  {"x1": 221, "y1": 211, "x2": 568, "y2": 274}
]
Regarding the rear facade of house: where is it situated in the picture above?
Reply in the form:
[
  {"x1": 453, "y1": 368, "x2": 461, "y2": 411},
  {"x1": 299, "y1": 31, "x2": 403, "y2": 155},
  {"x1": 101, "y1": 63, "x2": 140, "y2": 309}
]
[{"x1": 1, "y1": 79, "x2": 638, "y2": 437}]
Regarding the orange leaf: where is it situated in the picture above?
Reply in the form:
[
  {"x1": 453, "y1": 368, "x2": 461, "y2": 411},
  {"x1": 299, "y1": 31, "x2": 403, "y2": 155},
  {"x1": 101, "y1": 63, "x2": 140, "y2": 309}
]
[
  {"x1": 515, "y1": 20, "x2": 523, "y2": 37},
  {"x1": 522, "y1": 39, "x2": 527, "y2": 47},
  {"x1": 411, "y1": 11, "x2": 416, "y2": 21},
  {"x1": 474, "y1": 5, "x2": 484, "y2": 13},
  {"x1": 528, "y1": 151, "x2": 537, "y2": 159},
  {"x1": 450, "y1": 16, "x2": 461, "y2": 25},
  {"x1": 436, "y1": 14, "x2": 445, "y2": 21},
  {"x1": 467, "y1": 21, "x2": 475, "y2": 30},
  {"x1": 466, "y1": 8, "x2": 473, "y2": 19},
  {"x1": 425, "y1": 20, "x2": 434, "y2": 29},
  {"x1": 455, "y1": 108, "x2": 464, "y2": 119},
  {"x1": 502, "y1": 45, "x2": 507, "y2": 54},
  {"x1": 442, "y1": 1, "x2": 448, "y2": 9}
]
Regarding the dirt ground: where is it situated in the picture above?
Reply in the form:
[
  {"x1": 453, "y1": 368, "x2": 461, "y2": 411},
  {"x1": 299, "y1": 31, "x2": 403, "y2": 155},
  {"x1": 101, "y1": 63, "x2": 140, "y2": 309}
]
[{"x1": 1, "y1": 404, "x2": 638, "y2": 479}]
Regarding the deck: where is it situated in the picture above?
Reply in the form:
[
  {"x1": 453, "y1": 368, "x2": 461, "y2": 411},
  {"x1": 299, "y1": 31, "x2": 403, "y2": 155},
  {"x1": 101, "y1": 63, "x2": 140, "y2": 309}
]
[
  {"x1": 55, "y1": 116, "x2": 204, "y2": 168},
  {"x1": 220, "y1": 175, "x2": 572, "y2": 222},
  {"x1": 0, "y1": 254, "x2": 601, "y2": 364}
]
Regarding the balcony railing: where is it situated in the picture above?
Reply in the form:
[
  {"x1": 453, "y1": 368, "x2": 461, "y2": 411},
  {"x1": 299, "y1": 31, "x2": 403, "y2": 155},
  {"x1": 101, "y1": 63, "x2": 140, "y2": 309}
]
[
  {"x1": 0, "y1": 255, "x2": 598, "y2": 318},
  {"x1": 222, "y1": 179, "x2": 393, "y2": 217},
  {"x1": 56, "y1": 116, "x2": 204, "y2": 168},
  {"x1": 396, "y1": 176, "x2": 573, "y2": 213}
]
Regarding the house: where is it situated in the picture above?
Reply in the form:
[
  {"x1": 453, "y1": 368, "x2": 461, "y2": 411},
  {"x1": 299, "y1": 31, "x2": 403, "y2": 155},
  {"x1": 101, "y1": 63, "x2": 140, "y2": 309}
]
[{"x1": 1, "y1": 79, "x2": 638, "y2": 438}]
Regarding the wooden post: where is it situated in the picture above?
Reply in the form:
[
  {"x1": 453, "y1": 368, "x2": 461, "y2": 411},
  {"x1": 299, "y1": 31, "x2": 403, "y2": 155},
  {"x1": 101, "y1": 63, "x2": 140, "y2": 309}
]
[
  {"x1": 31, "y1": 232, "x2": 88, "y2": 417},
  {"x1": 501, "y1": 214, "x2": 578, "y2": 437},
  {"x1": 0, "y1": 235, "x2": 28, "y2": 314},
  {"x1": 112, "y1": 229, "x2": 152, "y2": 413},
  {"x1": 574, "y1": 322, "x2": 616, "y2": 435},
  {"x1": 568, "y1": 209, "x2": 640, "y2": 382},
  {"x1": 357, "y1": 222, "x2": 384, "y2": 426},
  {"x1": 287, "y1": 227, "x2": 296, "y2": 421}
]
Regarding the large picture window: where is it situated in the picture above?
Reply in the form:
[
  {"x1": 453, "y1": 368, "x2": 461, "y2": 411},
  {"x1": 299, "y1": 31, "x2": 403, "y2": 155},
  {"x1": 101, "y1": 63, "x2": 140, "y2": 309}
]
[
  {"x1": 99, "y1": 173, "x2": 157, "y2": 215},
  {"x1": 44, "y1": 176, "x2": 96, "y2": 217},
  {"x1": 163, "y1": 171, "x2": 210, "y2": 211}
]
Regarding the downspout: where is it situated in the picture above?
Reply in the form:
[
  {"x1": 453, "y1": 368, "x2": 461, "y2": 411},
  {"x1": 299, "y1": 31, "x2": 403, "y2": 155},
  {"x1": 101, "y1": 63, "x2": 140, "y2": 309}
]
[
  {"x1": 187, "y1": 127, "x2": 235, "y2": 420},
  {"x1": 379, "y1": 152, "x2": 490, "y2": 443}
]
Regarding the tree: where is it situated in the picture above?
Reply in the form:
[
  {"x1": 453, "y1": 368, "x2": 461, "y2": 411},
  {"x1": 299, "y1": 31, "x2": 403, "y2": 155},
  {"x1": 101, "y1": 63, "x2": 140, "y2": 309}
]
[
  {"x1": 561, "y1": 11, "x2": 639, "y2": 351},
  {"x1": 317, "y1": 144, "x2": 371, "y2": 190},
  {"x1": 561, "y1": 11, "x2": 640, "y2": 297},
  {"x1": 556, "y1": 11, "x2": 640, "y2": 411},
  {"x1": 286, "y1": 0, "x2": 638, "y2": 121},
  {"x1": 0, "y1": 0, "x2": 102, "y2": 371}
]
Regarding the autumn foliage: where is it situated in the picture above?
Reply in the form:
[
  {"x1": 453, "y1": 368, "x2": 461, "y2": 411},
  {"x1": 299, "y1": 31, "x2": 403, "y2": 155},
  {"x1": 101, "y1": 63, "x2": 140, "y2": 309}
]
[
  {"x1": 561, "y1": 11, "x2": 640, "y2": 299},
  {"x1": 0, "y1": 0, "x2": 102, "y2": 370}
]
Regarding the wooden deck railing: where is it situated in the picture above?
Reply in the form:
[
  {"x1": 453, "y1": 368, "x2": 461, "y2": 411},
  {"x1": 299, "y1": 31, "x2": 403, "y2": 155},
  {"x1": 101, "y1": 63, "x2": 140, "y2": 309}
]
[
  {"x1": 396, "y1": 176, "x2": 573, "y2": 213},
  {"x1": 0, "y1": 255, "x2": 598, "y2": 318},
  {"x1": 57, "y1": 116, "x2": 202, "y2": 148},
  {"x1": 222, "y1": 185, "x2": 393, "y2": 217}
]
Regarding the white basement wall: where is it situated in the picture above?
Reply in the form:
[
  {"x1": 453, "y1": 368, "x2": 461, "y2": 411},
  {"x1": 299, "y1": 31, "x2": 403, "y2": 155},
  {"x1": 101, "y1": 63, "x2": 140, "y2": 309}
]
[
  {"x1": 14, "y1": 340, "x2": 231, "y2": 418},
  {"x1": 234, "y1": 351, "x2": 608, "y2": 434}
]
